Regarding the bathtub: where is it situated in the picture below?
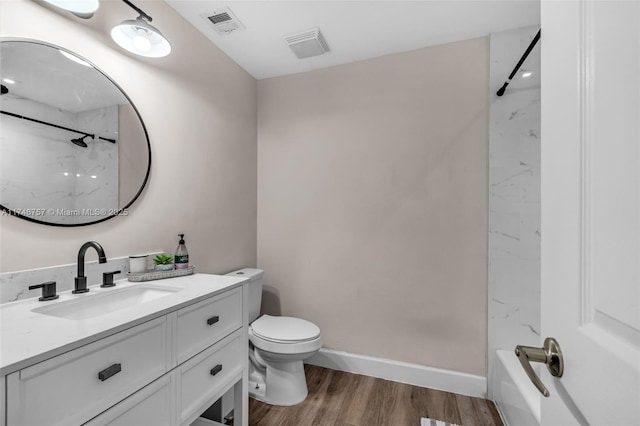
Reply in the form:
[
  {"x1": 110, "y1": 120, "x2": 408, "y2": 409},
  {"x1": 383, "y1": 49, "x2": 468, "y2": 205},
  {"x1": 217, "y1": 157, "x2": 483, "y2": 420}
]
[{"x1": 491, "y1": 350, "x2": 541, "y2": 426}]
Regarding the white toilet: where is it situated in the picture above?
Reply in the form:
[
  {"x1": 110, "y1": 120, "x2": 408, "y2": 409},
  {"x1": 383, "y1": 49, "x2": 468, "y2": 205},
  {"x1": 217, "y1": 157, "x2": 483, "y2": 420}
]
[{"x1": 226, "y1": 268, "x2": 322, "y2": 406}]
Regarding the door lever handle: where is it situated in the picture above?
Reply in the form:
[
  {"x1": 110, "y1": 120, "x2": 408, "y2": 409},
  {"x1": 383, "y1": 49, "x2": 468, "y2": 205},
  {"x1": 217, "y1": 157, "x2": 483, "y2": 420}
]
[{"x1": 515, "y1": 337, "x2": 564, "y2": 397}]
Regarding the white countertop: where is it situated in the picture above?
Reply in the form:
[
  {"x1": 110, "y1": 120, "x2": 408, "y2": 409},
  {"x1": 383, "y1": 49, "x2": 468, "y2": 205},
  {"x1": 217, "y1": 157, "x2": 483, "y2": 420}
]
[{"x1": 0, "y1": 273, "x2": 248, "y2": 376}]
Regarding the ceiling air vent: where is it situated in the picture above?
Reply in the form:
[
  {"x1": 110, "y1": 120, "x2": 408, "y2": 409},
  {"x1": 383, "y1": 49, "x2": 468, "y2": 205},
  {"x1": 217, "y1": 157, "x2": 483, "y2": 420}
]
[
  {"x1": 284, "y1": 28, "x2": 330, "y2": 59},
  {"x1": 204, "y1": 7, "x2": 245, "y2": 36}
]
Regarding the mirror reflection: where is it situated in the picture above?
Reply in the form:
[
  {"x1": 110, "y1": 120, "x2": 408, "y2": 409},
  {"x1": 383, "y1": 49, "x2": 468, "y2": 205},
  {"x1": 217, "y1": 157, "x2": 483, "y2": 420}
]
[{"x1": 0, "y1": 39, "x2": 150, "y2": 226}]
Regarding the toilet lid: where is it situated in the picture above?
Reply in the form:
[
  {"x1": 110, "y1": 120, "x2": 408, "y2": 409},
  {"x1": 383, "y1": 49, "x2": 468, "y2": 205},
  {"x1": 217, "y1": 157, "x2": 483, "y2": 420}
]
[{"x1": 251, "y1": 315, "x2": 320, "y2": 343}]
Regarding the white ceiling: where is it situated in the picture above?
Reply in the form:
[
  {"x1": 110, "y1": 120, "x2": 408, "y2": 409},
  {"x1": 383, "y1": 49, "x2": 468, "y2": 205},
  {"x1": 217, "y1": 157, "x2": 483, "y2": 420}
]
[{"x1": 166, "y1": 0, "x2": 540, "y2": 80}]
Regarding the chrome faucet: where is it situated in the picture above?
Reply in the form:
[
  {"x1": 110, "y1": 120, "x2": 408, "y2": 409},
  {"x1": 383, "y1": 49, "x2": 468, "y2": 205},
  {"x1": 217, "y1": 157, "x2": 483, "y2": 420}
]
[{"x1": 73, "y1": 241, "x2": 107, "y2": 294}]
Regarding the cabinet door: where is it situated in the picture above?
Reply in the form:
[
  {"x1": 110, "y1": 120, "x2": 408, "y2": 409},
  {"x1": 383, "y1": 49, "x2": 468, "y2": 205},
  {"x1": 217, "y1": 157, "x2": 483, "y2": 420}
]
[
  {"x1": 7, "y1": 316, "x2": 170, "y2": 426},
  {"x1": 84, "y1": 374, "x2": 176, "y2": 426}
]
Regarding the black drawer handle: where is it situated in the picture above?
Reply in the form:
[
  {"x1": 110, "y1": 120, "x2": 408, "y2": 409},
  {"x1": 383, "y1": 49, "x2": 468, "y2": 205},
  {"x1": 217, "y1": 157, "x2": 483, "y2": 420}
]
[
  {"x1": 206, "y1": 315, "x2": 219, "y2": 325},
  {"x1": 210, "y1": 364, "x2": 223, "y2": 376},
  {"x1": 98, "y1": 363, "x2": 121, "y2": 381}
]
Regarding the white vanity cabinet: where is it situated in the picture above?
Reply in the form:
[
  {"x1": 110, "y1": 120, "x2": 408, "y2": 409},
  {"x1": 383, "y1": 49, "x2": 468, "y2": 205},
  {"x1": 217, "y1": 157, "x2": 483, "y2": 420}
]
[
  {"x1": 7, "y1": 316, "x2": 170, "y2": 426},
  {"x1": 2, "y1": 281, "x2": 248, "y2": 426}
]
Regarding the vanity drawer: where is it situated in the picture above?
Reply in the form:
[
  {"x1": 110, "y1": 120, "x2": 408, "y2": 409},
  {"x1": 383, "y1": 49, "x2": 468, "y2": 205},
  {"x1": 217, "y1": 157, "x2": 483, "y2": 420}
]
[
  {"x1": 7, "y1": 316, "x2": 170, "y2": 426},
  {"x1": 175, "y1": 287, "x2": 242, "y2": 364},
  {"x1": 84, "y1": 374, "x2": 176, "y2": 426},
  {"x1": 178, "y1": 330, "x2": 243, "y2": 426}
]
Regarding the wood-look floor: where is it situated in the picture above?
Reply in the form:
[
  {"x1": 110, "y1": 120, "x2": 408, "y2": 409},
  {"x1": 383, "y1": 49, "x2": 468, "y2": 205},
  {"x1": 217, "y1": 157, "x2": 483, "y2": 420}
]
[{"x1": 242, "y1": 365, "x2": 503, "y2": 426}]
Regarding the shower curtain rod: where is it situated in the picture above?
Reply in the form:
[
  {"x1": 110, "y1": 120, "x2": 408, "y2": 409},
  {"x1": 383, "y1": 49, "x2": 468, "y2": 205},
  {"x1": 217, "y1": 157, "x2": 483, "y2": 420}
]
[
  {"x1": 496, "y1": 29, "x2": 541, "y2": 97},
  {"x1": 0, "y1": 110, "x2": 116, "y2": 143}
]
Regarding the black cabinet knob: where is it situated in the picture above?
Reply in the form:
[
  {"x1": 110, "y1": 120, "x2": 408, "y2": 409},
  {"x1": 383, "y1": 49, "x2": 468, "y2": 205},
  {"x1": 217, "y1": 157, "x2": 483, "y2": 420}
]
[
  {"x1": 29, "y1": 281, "x2": 59, "y2": 301},
  {"x1": 210, "y1": 364, "x2": 223, "y2": 376},
  {"x1": 206, "y1": 315, "x2": 220, "y2": 325},
  {"x1": 98, "y1": 363, "x2": 122, "y2": 381}
]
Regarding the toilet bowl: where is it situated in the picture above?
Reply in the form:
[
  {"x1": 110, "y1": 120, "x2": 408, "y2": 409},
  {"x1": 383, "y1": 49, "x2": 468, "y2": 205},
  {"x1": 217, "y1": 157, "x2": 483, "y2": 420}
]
[
  {"x1": 249, "y1": 315, "x2": 321, "y2": 405},
  {"x1": 226, "y1": 269, "x2": 322, "y2": 406}
]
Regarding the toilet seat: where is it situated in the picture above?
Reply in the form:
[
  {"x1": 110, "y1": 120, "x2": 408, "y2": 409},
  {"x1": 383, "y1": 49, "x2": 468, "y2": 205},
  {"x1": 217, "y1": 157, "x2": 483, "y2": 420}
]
[
  {"x1": 249, "y1": 315, "x2": 322, "y2": 355},
  {"x1": 250, "y1": 315, "x2": 320, "y2": 343}
]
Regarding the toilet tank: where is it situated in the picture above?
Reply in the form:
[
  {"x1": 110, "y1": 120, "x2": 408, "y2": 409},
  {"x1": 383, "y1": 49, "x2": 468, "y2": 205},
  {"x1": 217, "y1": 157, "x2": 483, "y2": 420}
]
[{"x1": 225, "y1": 268, "x2": 264, "y2": 322}]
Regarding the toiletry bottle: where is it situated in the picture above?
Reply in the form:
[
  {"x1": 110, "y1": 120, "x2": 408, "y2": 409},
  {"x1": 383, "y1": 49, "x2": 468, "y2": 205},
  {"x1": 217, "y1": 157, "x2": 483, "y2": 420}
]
[{"x1": 175, "y1": 234, "x2": 189, "y2": 270}]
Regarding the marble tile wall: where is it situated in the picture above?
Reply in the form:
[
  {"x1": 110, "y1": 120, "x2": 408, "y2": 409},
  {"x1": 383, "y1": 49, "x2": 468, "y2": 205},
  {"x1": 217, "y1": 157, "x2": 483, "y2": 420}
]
[
  {"x1": 73, "y1": 105, "x2": 119, "y2": 219},
  {"x1": 0, "y1": 97, "x2": 118, "y2": 224},
  {"x1": 0, "y1": 252, "x2": 160, "y2": 304},
  {"x1": 487, "y1": 26, "x2": 541, "y2": 392}
]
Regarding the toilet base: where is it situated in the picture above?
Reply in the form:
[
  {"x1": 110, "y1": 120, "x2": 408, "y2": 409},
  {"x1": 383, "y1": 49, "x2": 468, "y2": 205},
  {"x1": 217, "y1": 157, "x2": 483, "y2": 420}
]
[{"x1": 249, "y1": 359, "x2": 308, "y2": 406}]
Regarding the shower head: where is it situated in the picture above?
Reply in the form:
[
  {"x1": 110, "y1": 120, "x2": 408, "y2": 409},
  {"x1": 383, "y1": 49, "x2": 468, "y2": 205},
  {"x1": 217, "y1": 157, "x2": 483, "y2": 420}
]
[
  {"x1": 1, "y1": 84, "x2": 8, "y2": 95},
  {"x1": 70, "y1": 135, "x2": 90, "y2": 148}
]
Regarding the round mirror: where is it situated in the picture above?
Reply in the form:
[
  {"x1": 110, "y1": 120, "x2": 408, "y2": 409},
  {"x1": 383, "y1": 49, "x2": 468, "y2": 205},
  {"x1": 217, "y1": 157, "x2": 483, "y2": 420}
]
[{"x1": 0, "y1": 39, "x2": 150, "y2": 226}]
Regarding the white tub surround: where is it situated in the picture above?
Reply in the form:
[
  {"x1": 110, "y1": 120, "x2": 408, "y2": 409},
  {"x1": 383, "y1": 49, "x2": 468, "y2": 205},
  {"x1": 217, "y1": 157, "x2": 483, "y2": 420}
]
[
  {"x1": 492, "y1": 350, "x2": 540, "y2": 426},
  {"x1": 488, "y1": 25, "x2": 541, "y2": 405}
]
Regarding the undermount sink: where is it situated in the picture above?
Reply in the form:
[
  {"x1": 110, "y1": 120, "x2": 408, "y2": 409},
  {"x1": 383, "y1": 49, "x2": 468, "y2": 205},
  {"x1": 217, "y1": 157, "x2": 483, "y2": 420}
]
[{"x1": 32, "y1": 284, "x2": 182, "y2": 320}]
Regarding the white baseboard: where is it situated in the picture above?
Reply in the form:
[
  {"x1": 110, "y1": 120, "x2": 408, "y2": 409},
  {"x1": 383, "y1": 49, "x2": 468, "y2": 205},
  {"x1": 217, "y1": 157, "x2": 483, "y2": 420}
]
[{"x1": 306, "y1": 348, "x2": 487, "y2": 399}]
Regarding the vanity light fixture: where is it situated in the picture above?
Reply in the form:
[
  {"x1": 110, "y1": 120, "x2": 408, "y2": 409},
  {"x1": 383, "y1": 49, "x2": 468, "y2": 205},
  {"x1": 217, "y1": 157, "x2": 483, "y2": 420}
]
[
  {"x1": 522, "y1": 71, "x2": 533, "y2": 78},
  {"x1": 110, "y1": 0, "x2": 171, "y2": 58},
  {"x1": 40, "y1": 0, "x2": 99, "y2": 19}
]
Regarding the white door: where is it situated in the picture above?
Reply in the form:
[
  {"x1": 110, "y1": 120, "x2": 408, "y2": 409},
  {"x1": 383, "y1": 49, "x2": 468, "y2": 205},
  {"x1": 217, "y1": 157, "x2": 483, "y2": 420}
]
[{"x1": 540, "y1": 0, "x2": 640, "y2": 424}]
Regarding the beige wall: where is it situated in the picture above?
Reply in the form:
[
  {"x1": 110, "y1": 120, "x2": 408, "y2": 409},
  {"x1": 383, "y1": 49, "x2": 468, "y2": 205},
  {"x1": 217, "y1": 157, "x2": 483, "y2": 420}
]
[
  {"x1": 0, "y1": 0, "x2": 257, "y2": 273},
  {"x1": 257, "y1": 38, "x2": 489, "y2": 375},
  {"x1": 1, "y1": 1, "x2": 489, "y2": 376}
]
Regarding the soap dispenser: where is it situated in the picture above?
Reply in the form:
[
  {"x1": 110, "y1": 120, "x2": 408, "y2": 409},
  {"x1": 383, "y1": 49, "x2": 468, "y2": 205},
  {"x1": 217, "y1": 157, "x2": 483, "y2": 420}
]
[{"x1": 175, "y1": 234, "x2": 189, "y2": 270}]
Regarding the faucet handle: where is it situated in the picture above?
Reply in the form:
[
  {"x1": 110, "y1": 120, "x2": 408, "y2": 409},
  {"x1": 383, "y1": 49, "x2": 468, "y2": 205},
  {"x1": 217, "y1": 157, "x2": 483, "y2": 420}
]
[
  {"x1": 29, "y1": 281, "x2": 59, "y2": 301},
  {"x1": 101, "y1": 270, "x2": 121, "y2": 288}
]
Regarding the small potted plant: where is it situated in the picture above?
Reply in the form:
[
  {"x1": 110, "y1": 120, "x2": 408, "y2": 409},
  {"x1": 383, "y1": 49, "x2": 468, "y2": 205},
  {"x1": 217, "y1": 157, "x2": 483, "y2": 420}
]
[{"x1": 153, "y1": 254, "x2": 174, "y2": 271}]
